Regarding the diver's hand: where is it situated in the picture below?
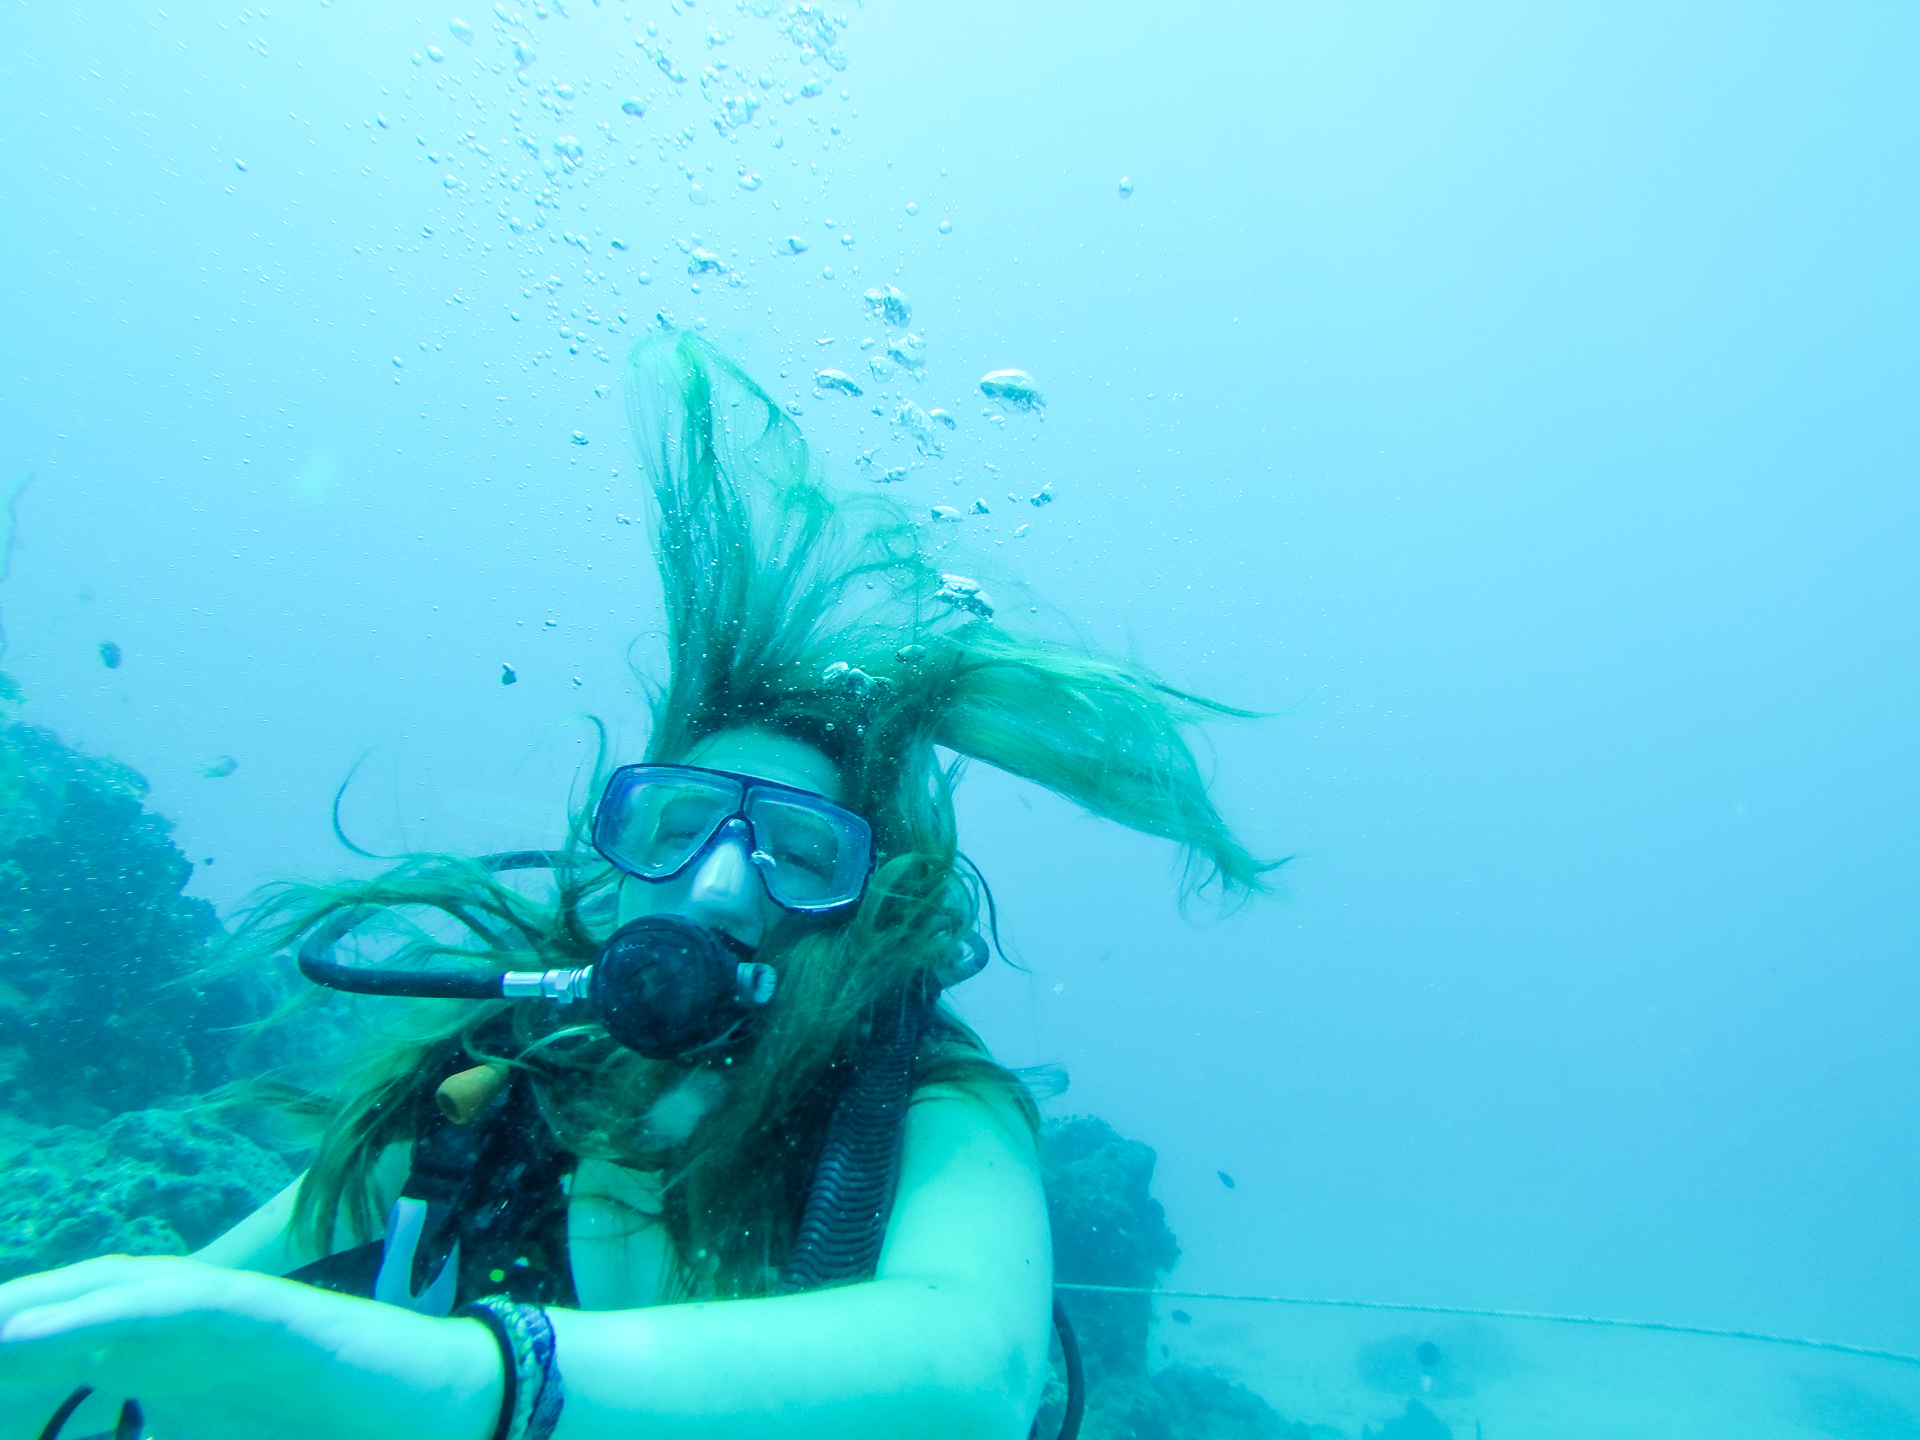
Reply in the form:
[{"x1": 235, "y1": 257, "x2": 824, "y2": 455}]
[{"x1": 0, "y1": 1255, "x2": 500, "y2": 1440}]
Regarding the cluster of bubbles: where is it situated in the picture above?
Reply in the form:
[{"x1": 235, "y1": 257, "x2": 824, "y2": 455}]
[
  {"x1": 806, "y1": 278, "x2": 1048, "y2": 533},
  {"x1": 376, "y1": 0, "x2": 1069, "y2": 573}
]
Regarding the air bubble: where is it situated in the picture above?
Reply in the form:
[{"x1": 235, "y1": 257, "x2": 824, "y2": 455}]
[
  {"x1": 428, "y1": 45, "x2": 445, "y2": 62},
  {"x1": 938, "y1": 219, "x2": 951, "y2": 234},
  {"x1": 622, "y1": 97, "x2": 646, "y2": 116},
  {"x1": 690, "y1": 183, "x2": 709, "y2": 204},
  {"x1": 782, "y1": 235, "x2": 810, "y2": 254},
  {"x1": 905, "y1": 201, "x2": 919, "y2": 216},
  {"x1": 739, "y1": 173, "x2": 762, "y2": 190},
  {"x1": 1118, "y1": 175, "x2": 1134, "y2": 199},
  {"x1": 822, "y1": 265, "x2": 835, "y2": 280},
  {"x1": 444, "y1": 173, "x2": 460, "y2": 189},
  {"x1": 981, "y1": 368, "x2": 1045, "y2": 412},
  {"x1": 450, "y1": 17, "x2": 474, "y2": 43}
]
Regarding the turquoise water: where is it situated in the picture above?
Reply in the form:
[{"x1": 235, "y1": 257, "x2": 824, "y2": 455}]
[{"x1": 3, "y1": 3, "x2": 1917, "y2": 1436}]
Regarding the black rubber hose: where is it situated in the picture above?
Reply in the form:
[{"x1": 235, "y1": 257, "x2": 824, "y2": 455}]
[
  {"x1": 37, "y1": 1387, "x2": 92, "y2": 1440},
  {"x1": 1052, "y1": 1296, "x2": 1086, "y2": 1440},
  {"x1": 779, "y1": 985, "x2": 926, "y2": 1292},
  {"x1": 293, "y1": 850, "x2": 572, "y2": 1000}
]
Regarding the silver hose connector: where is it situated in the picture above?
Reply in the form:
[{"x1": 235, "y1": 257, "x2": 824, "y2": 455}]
[{"x1": 500, "y1": 967, "x2": 593, "y2": 1003}]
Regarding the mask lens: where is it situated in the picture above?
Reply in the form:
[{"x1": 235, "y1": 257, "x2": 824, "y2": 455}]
[
  {"x1": 747, "y1": 793, "x2": 871, "y2": 909},
  {"x1": 596, "y1": 773, "x2": 737, "y2": 878}
]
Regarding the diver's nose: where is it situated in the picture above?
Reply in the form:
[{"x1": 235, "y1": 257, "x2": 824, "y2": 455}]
[{"x1": 684, "y1": 820, "x2": 763, "y2": 942}]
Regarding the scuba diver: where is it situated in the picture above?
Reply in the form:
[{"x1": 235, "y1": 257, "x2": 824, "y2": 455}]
[{"x1": 0, "y1": 331, "x2": 1270, "y2": 1440}]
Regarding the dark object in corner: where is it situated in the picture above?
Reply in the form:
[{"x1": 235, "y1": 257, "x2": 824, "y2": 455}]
[{"x1": 98, "y1": 642, "x2": 122, "y2": 669}]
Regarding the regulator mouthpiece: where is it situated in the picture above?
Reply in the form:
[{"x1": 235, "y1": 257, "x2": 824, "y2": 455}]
[
  {"x1": 298, "y1": 906, "x2": 776, "y2": 1062},
  {"x1": 589, "y1": 914, "x2": 775, "y2": 1059}
]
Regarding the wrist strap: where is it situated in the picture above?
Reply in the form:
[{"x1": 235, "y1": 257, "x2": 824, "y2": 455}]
[{"x1": 455, "y1": 1298, "x2": 564, "y2": 1440}]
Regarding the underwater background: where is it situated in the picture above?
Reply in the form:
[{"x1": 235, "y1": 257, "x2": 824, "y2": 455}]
[{"x1": 3, "y1": 3, "x2": 1918, "y2": 1436}]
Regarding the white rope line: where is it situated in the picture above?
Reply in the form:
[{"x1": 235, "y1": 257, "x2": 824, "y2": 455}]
[{"x1": 1051, "y1": 1283, "x2": 1920, "y2": 1366}]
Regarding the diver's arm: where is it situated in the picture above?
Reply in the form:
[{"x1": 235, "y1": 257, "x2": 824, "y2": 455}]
[
  {"x1": 0, "y1": 1089, "x2": 1046, "y2": 1440},
  {"x1": 549, "y1": 1081, "x2": 1053, "y2": 1440}
]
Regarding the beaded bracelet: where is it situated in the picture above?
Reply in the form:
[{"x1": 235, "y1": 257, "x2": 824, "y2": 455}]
[{"x1": 455, "y1": 1297, "x2": 565, "y2": 1440}]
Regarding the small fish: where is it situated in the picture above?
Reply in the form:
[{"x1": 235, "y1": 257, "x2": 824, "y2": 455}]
[
  {"x1": 98, "y1": 641, "x2": 122, "y2": 670},
  {"x1": 980, "y1": 368, "x2": 1045, "y2": 412},
  {"x1": 1171, "y1": 1310, "x2": 1192, "y2": 1325},
  {"x1": 894, "y1": 644, "x2": 926, "y2": 664},
  {"x1": 501, "y1": 664, "x2": 518, "y2": 685},
  {"x1": 201, "y1": 755, "x2": 238, "y2": 779},
  {"x1": 1217, "y1": 1170, "x2": 1235, "y2": 1189},
  {"x1": 815, "y1": 369, "x2": 863, "y2": 397}
]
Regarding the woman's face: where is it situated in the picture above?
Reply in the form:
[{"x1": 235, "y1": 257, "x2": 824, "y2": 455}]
[{"x1": 613, "y1": 727, "x2": 844, "y2": 954}]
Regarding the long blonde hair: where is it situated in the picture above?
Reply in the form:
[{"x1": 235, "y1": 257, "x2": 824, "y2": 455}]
[{"x1": 228, "y1": 330, "x2": 1274, "y2": 1298}]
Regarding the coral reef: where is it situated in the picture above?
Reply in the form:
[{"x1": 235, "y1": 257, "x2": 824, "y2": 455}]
[
  {"x1": 1038, "y1": 1115, "x2": 1329, "y2": 1439},
  {"x1": 1043, "y1": 1113, "x2": 1182, "y2": 1374},
  {"x1": 0, "y1": 701, "x2": 276, "y2": 1124},
  {"x1": 0, "y1": 1106, "x2": 292, "y2": 1283}
]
